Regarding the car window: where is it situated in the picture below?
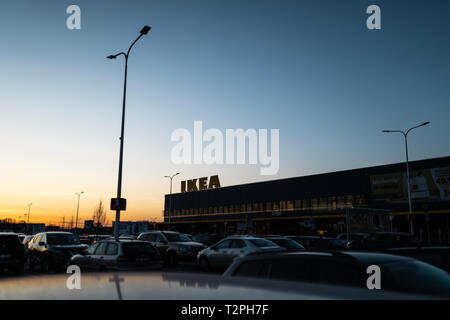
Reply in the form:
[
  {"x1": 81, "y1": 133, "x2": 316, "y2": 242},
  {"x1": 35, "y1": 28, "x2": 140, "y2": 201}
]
[
  {"x1": 164, "y1": 233, "x2": 190, "y2": 242},
  {"x1": 318, "y1": 260, "x2": 362, "y2": 286},
  {"x1": 249, "y1": 239, "x2": 277, "y2": 248},
  {"x1": 122, "y1": 243, "x2": 157, "y2": 257},
  {"x1": 0, "y1": 235, "x2": 22, "y2": 248},
  {"x1": 381, "y1": 260, "x2": 450, "y2": 296},
  {"x1": 230, "y1": 239, "x2": 246, "y2": 248},
  {"x1": 47, "y1": 233, "x2": 79, "y2": 245},
  {"x1": 106, "y1": 243, "x2": 119, "y2": 255},
  {"x1": 216, "y1": 239, "x2": 232, "y2": 249},
  {"x1": 94, "y1": 242, "x2": 108, "y2": 255},
  {"x1": 270, "y1": 238, "x2": 304, "y2": 249},
  {"x1": 86, "y1": 243, "x2": 99, "y2": 255},
  {"x1": 156, "y1": 234, "x2": 166, "y2": 243},
  {"x1": 142, "y1": 233, "x2": 157, "y2": 242},
  {"x1": 234, "y1": 260, "x2": 270, "y2": 278},
  {"x1": 269, "y1": 258, "x2": 317, "y2": 283}
]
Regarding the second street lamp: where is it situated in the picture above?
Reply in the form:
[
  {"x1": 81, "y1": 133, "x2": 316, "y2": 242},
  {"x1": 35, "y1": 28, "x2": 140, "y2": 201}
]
[
  {"x1": 75, "y1": 191, "x2": 84, "y2": 233},
  {"x1": 26, "y1": 203, "x2": 32, "y2": 223},
  {"x1": 382, "y1": 121, "x2": 430, "y2": 235},
  {"x1": 164, "y1": 172, "x2": 180, "y2": 229},
  {"x1": 108, "y1": 25, "x2": 151, "y2": 241}
]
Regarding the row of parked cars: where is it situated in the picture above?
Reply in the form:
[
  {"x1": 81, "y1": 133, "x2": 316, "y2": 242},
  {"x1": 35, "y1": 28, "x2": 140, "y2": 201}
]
[{"x1": 2, "y1": 230, "x2": 450, "y2": 297}]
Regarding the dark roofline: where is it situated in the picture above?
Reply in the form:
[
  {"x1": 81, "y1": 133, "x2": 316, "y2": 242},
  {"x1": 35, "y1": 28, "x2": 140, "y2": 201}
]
[{"x1": 167, "y1": 155, "x2": 450, "y2": 197}]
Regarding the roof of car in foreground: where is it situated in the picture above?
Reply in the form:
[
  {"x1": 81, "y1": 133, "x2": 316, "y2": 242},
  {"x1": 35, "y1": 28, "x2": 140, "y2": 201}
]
[
  {"x1": 236, "y1": 250, "x2": 414, "y2": 263},
  {"x1": 0, "y1": 271, "x2": 430, "y2": 300},
  {"x1": 41, "y1": 231, "x2": 74, "y2": 234}
]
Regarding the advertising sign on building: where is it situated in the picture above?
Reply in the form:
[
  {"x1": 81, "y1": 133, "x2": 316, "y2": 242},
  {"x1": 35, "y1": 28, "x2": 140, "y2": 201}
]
[
  {"x1": 345, "y1": 208, "x2": 391, "y2": 233},
  {"x1": 370, "y1": 166, "x2": 450, "y2": 203}
]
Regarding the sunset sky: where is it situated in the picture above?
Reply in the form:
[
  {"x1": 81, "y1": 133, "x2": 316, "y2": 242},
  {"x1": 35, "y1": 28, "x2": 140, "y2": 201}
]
[{"x1": 1, "y1": 0, "x2": 449, "y2": 225}]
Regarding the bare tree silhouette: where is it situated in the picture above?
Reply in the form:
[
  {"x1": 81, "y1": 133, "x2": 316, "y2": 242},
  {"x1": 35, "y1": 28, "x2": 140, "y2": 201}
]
[{"x1": 92, "y1": 199, "x2": 108, "y2": 229}]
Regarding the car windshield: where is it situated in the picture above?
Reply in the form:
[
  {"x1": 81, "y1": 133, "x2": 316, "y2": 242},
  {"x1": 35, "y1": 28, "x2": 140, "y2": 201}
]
[
  {"x1": 269, "y1": 238, "x2": 304, "y2": 249},
  {"x1": 122, "y1": 243, "x2": 157, "y2": 257},
  {"x1": 47, "y1": 233, "x2": 79, "y2": 245},
  {"x1": 0, "y1": 235, "x2": 22, "y2": 248},
  {"x1": 249, "y1": 239, "x2": 278, "y2": 247},
  {"x1": 381, "y1": 260, "x2": 450, "y2": 297},
  {"x1": 164, "y1": 233, "x2": 191, "y2": 242}
]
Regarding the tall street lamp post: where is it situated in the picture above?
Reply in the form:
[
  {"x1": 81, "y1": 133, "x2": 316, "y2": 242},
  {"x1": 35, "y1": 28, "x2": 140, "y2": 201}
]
[
  {"x1": 164, "y1": 172, "x2": 180, "y2": 229},
  {"x1": 75, "y1": 191, "x2": 84, "y2": 232},
  {"x1": 107, "y1": 25, "x2": 151, "y2": 241},
  {"x1": 382, "y1": 121, "x2": 430, "y2": 235},
  {"x1": 26, "y1": 203, "x2": 32, "y2": 223}
]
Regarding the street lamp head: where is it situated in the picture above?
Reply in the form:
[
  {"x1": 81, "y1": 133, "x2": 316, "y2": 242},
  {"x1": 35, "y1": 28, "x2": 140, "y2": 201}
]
[
  {"x1": 140, "y1": 26, "x2": 151, "y2": 35},
  {"x1": 107, "y1": 55, "x2": 117, "y2": 59},
  {"x1": 175, "y1": 172, "x2": 180, "y2": 176},
  {"x1": 421, "y1": 121, "x2": 430, "y2": 126},
  {"x1": 382, "y1": 130, "x2": 391, "y2": 133}
]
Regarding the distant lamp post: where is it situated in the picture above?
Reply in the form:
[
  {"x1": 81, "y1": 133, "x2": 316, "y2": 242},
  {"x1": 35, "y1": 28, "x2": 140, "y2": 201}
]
[
  {"x1": 382, "y1": 121, "x2": 430, "y2": 235},
  {"x1": 164, "y1": 172, "x2": 180, "y2": 228},
  {"x1": 75, "y1": 191, "x2": 84, "y2": 232},
  {"x1": 26, "y1": 203, "x2": 33, "y2": 223},
  {"x1": 108, "y1": 25, "x2": 151, "y2": 241}
]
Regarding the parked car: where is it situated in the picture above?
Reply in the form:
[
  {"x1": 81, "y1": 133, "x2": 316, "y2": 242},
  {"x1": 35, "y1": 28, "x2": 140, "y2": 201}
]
[
  {"x1": 336, "y1": 232, "x2": 370, "y2": 249},
  {"x1": 197, "y1": 236, "x2": 285, "y2": 270},
  {"x1": 0, "y1": 271, "x2": 427, "y2": 300},
  {"x1": 69, "y1": 239, "x2": 163, "y2": 271},
  {"x1": 386, "y1": 246, "x2": 450, "y2": 272},
  {"x1": 223, "y1": 250, "x2": 450, "y2": 298},
  {"x1": 192, "y1": 233, "x2": 225, "y2": 247},
  {"x1": 361, "y1": 232, "x2": 419, "y2": 250},
  {"x1": 288, "y1": 236, "x2": 346, "y2": 250},
  {"x1": 261, "y1": 235, "x2": 305, "y2": 250},
  {"x1": 137, "y1": 231, "x2": 206, "y2": 266},
  {"x1": 28, "y1": 232, "x2": 88, "y2": 272},
  {"x1": 16, "y1": 234, "x2": 26, "y2": 243},
  {"x1": 22, "y1": 235, "x2": 34, "y2": 256},
  {"x1": 0, "y1": 233, "x2": 25, "y2": 274}
]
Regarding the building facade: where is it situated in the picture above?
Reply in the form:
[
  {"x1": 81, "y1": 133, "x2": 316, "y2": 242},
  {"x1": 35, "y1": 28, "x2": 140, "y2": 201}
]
[{"x1": 164, "y1": 156, "x2": 450, "y2": 241}]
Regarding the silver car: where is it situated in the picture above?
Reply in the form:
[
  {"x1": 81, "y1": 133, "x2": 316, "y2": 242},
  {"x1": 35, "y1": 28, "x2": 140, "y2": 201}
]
[{"x1": 197, "y1": 235, "x2": 285, "y2": 270}]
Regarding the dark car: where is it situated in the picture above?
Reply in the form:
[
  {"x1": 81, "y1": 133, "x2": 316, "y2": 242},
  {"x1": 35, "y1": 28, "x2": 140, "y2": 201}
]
[
  {"x1": 336, "y1": 232, "x2": 371, "y2": 249},
  {"x1": 223, "y1": 251, "x2": 450, "y2": 298},
  {"x1": 137, "y1": 231, "x2": 206, "y2": 266},
  {"x1": 28, "y1": 232, "x2": 88, "y2": 272},
  {"x1": 0, "y1": 271, "x2": 428, "y2": 300},
  {"x1": 192, "y1": 233, "x2": 225, "y2": 247},
  {"x1": 69, "y1": 239, "x2": 163, "y2": 271},
  {"x1": 361, "y1": 232, "x2": 419, "y2": 250},
  {"x1": 0, "y1": 233, "x2": 25, "y2": 275},
  {"x1": 288, "y1": 236, "x2": 346, "y2": 250},
  {"x1": 262, "y1": 236, "x2": 305, "y2": 250},
  {"x1": 386, "y1": 246, "x2": 450, "y2": 272}
]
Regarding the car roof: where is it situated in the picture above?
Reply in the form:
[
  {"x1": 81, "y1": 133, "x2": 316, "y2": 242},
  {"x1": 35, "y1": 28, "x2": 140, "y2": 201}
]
[
  {"x1": 224, "y1": 235, "x2": 269, "y2": 240},
  {"x1": 288, "y1": 236, "x2": 334, "y2": 239},
  {"x1": 234, "y1": 250, "x2": 413, "y2": 264},
  {"x1": 100, "y1": 239, "x2": 149, "y2": 243},
  {"x1": 0, "y1": 271, "x2": 428, "y2": 299},
  {"x1": 42, "y1": 231, "x2": 74, "y2": 235}
]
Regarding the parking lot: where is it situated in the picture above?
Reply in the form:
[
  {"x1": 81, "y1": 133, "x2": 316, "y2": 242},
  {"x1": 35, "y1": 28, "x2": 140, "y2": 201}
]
[{"x1": 1, "y1": 230, "x2": 450, "y2": 298}]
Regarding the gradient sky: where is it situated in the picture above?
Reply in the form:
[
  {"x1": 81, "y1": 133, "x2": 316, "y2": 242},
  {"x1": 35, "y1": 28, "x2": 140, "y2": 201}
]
[{"x1": 0, "y1": 0, "x2": 449, "y2": 225}]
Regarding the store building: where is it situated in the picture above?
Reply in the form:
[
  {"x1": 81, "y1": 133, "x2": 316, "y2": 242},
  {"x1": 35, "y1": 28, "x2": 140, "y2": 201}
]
[{"x1": 164, "y1": 156, "x2": 450, "y2": 241}]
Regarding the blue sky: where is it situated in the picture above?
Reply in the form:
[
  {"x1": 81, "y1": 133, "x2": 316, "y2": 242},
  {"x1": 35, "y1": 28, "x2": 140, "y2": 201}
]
[{"x1": 0, "y1": 0, "x2": 449, "y2": 223}]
